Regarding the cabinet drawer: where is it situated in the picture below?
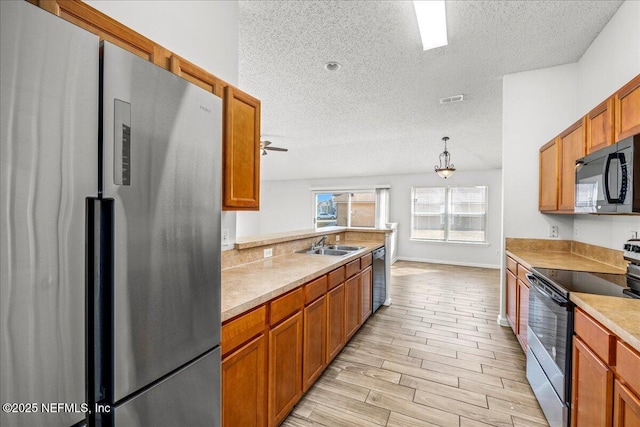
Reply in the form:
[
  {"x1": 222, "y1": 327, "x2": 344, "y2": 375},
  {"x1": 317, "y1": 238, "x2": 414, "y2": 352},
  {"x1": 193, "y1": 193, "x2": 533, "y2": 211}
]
[
  {"x1": 270, "y1": 288, "x2": 303, "y2": 326},
  {"x1": 574, "y1": 309, "x2": 616, "y2": 365},
  {"x1": 360, "y1": 253, "x2": 372, "y2": 269},
  {"x1": 328, "y1": 266, "x2": 345, "y2": 290},
  {"x1": 222, "y1": 305, "x2": 266, "y2": 356},
  {"x1": 507, "y1": 256, "x2": 518, "y2": 275},
  {"x1": 304, "y1": 275, "x2": 327, "y2": 305},
  {"x1": 345, "y1": 259, "x2": 360, "y2": 279},
  {"x1": 517, "y1": 264, "x2": 530, "y2": 285},
  {"x1": 616, "y1": 340, "x2": 640, "y2": 394}
]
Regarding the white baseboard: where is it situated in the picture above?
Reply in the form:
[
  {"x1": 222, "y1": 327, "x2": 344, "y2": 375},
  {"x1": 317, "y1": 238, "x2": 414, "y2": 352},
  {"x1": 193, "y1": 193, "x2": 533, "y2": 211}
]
[
  {"x1": 396, "y1": 256, "x2": 500, "y2": 270},
  {"x1": 496, "y1": 314, "x2": 510, "y2": 327}
]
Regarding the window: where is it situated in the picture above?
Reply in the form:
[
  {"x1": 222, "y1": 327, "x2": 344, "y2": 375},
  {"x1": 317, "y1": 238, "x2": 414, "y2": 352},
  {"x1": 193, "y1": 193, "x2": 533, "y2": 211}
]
[
  {"x1": 313, "y1": 187, "x2": 389, "y2": 229},
  {"x1": 411, "y1": 186, "x2": 488, "y2": 243}
]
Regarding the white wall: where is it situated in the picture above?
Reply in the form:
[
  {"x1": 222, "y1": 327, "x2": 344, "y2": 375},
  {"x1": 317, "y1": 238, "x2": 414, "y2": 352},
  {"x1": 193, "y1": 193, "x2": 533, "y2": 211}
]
[
  {"x1": 86, "y1": 0, "x2": 240, "y2": 250},
  {"x1": 239, "y1": 169, "x2": 503, "y2": 268},
  {"x1": 502, "y1": 63, "x2": 579, "y2": 242}
]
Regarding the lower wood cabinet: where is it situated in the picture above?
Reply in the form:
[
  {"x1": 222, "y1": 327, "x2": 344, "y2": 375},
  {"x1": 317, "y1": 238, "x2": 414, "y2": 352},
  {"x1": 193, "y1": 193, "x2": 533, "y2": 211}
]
[
  {"x1": 326, "y1": 283, "x2": 345, "y2": 362},
  {"x1": 344, "y1": 274, "x2": 360, "y2": 340},
  {"x1": 516, "y1": 276, "x2": 529, "y2": 351},
  {"x1": 613, "y1": 380, "x2": 640, "y2": 427},
  {"x1": 505, "y1": 255, "x2": 530, "y2": 353},
  {"x1": 572, "y1": 308, "x2": 640, "y2": 427},
  {"x1": 268, "y1": 311, "x2": 303, "y2": 427},
  {"x1": 222, "y1": 250, "x2": 382, "y2": 426},
  {"x1": 572, "y1": 335, "x2": 614, "y2": 427},
  {"x1": 303, "y1": 295, "x2": 326, "y2": 392},
  {"x1": 222, "y1": 334, "x2": 267, "y2": 427},
  {"x1": 506, "y1": 268, "x2": 518, "y2": 331},
  {"x1": 360, "y1": 266, "x2": 372, "y2": 324}
]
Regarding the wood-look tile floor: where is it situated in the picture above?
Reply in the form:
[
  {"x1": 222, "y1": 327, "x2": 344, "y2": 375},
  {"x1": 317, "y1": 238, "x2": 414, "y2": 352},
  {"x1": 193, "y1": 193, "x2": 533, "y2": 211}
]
[{"x1": 283, "y1": 261, "x2": 549, "y2": 427}]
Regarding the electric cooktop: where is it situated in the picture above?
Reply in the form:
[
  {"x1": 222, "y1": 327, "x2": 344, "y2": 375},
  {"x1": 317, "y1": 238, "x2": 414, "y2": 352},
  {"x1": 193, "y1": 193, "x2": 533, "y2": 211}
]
[{"x1": 530, "y1": 267, "x2": 639, "y2": 299}]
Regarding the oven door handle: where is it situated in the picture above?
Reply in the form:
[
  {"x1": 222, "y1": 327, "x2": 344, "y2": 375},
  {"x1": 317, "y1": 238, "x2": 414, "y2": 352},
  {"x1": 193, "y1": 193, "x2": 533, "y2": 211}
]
[{"x1": 526, "y1": 274, "x2": 567, "y2": 307}]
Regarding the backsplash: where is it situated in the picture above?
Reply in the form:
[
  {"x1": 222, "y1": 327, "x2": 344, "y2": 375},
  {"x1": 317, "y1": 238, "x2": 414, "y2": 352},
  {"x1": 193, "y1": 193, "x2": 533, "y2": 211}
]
[
  {"x1": 505, "y1": 238, "x2": 626, "y2": 270},
  {"x1": 222, "y1": 229, "x2": 387, "y2": 270}
]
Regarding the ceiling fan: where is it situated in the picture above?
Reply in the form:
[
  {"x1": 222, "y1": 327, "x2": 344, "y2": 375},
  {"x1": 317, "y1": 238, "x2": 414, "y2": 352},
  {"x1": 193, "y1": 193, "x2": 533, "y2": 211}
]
[{"x1": 260, "y1": 140, "x2": 288, "y2": 156}]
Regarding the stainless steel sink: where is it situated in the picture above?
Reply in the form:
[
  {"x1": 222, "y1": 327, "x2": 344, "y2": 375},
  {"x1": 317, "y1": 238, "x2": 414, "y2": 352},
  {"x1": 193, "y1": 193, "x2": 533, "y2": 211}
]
[
  {"x1": 325, "y1": 245, "x2": 364, "y2": 252},
  {"x1": 296, "y1": 248, "x2": 350, "y2": 256}
]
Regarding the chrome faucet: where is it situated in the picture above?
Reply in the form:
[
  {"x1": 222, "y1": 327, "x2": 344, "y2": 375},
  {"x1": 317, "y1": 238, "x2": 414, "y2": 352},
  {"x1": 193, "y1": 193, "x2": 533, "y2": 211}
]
[{"x1": 312, "y1": 235, "x2": 328, "y2": 250}]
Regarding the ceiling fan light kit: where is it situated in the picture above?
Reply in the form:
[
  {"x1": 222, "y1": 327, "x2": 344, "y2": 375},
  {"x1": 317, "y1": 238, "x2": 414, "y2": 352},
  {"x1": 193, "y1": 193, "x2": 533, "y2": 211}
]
[{"x1": 435, "y1": 136, "x2": 456, "y2": 178}]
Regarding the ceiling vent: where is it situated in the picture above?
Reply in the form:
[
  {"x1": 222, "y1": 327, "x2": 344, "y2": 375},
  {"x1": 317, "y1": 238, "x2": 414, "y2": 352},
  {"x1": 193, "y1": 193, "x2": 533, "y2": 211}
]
[{"x1": 439, "y1": 95, "x2": 464, "y2": 104}]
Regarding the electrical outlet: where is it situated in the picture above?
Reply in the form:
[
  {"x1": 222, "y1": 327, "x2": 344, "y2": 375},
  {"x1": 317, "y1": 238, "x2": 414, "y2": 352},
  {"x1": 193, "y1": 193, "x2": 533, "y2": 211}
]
[
  {"x1": 222, "y1": 229, "x2": 229, "y2": 246},
  {"x1": 264, "y1": 248, "x2": 273, "y2": 258},
  {"x1": 549, "y1": 225, "x2": 558, "y2": 238},
  {"x1": 336, "y1": 235, "x2": 340, "y2": 242},
  {"x1": 574, "y1": 226, "x2": 580, "y2": 238}
]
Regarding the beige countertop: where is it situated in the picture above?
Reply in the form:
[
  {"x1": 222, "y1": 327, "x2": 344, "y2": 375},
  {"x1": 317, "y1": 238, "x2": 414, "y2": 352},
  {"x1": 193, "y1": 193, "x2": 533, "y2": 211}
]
[
  {"x1": 221, "y1": 240, "x2": 383, "y2": 322},
  {"x1": 506, "y1": 250, "x2": 626, "y2": 274},
  {"x1": 571, "y1": 293, "x2": 640, "y2": 353}
]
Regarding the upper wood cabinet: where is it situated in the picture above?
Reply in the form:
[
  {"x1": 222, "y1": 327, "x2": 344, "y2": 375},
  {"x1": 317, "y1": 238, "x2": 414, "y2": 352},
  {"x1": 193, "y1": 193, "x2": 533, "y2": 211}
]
[
  {"x1": 587, "y1": 97, "x2": 615, "y2": 154},
  {"x1": 558, "y1": 118, "x2": 586, "y2": 211},
  {"x1": 615, "y1": 74, "x2": 640, "y2": 142},
  {"x1": 539, "y1": 138, "x2": 559, "y2": 212},
  {"x1": 223, "y1": 86, "x2": 261, "y2": 210}
]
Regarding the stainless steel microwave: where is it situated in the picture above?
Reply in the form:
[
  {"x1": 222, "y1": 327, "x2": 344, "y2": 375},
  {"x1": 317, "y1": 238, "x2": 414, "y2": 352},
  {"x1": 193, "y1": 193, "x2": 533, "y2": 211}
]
[{"x1": 575, "y1": 134, "x2": 639, "y2": 214}]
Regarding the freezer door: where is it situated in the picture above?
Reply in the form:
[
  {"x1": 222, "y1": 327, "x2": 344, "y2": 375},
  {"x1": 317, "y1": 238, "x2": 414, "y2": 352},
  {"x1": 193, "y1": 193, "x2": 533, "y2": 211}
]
[
  {"x1": 111, "y1": 347, "x2": 220, "y2": 427},
  {"x1": 0, "y1": 2, "x2": 98, "y2": 426},
  {"x1": 100, "y1": 42, "x2": 222, "y2": 403}
]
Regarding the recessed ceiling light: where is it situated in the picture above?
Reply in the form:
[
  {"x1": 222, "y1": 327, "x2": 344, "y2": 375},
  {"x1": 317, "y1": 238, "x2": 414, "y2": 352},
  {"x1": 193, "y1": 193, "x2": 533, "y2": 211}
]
[
  {"x1": 325, "y1": 62, "x2": 342, "y2": 71},
  {"x1": 413, "y1": 1, "x2": 448, "y2": 51}
]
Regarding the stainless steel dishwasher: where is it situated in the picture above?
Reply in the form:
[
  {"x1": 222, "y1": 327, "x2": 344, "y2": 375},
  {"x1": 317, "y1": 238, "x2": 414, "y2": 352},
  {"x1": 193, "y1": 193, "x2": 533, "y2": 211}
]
[{"x1": 372, "y1": 247, "x2": 386, "y2": 313}]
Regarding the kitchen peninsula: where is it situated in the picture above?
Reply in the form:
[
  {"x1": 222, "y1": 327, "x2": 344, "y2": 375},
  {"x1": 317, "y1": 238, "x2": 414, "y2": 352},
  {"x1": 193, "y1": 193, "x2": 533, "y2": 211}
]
[{"x1": 220, "y1": 227, "x2": 390, "y2": 426}]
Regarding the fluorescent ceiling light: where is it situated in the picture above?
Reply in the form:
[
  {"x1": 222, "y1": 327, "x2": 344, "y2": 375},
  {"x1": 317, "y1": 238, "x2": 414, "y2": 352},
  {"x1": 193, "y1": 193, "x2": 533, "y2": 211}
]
[{"x1": 413, "y1": 0, "x2": 448, "y2": 51}]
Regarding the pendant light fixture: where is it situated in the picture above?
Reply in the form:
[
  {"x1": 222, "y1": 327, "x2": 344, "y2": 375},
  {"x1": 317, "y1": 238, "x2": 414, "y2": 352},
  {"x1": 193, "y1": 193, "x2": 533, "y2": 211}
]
[{"x1": 435, "y1": 136, "x2": 456, "y2": 179}]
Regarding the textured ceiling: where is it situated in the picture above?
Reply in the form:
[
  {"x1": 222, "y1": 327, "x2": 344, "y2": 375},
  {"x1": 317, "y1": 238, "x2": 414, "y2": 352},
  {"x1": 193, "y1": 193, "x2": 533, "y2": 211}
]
[{"x1": 238, "y1": 0, "x2": 623, "y2": 181}]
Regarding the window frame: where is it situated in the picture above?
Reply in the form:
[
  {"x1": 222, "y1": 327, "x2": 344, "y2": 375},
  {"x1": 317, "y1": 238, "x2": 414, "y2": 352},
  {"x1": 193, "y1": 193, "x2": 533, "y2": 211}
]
[
  {"x1": 410, "y1": 185, "x2": 489, "y2": 244},
  {"x1": 311, "y1": 185, "x2": 390, "y2": 230}
]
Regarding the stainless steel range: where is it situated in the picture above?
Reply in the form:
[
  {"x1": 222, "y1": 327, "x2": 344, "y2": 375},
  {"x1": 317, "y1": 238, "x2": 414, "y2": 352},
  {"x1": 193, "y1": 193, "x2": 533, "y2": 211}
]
[{"x1": 525, "y1": 239, "x2": 640, "y2": 427}]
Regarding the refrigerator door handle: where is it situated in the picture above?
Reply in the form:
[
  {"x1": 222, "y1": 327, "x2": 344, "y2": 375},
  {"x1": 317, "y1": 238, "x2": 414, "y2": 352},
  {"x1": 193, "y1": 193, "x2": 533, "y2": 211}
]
[{"x1": 86, "y1": 197, "x2": 115, "y2": 419}]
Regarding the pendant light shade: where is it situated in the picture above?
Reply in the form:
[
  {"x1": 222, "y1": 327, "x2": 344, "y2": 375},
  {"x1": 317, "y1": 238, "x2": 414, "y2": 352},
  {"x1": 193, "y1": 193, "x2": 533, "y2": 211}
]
[{"x1": 435, "y1": 136, "x2": 456, "y2": 178}]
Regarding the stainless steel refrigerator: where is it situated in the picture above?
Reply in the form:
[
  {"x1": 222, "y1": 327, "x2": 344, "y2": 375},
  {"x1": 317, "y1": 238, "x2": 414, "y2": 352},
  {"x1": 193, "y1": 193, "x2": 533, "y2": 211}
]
[{"x1": 1, "y1": 2, "x2": 222, "y2": 426}]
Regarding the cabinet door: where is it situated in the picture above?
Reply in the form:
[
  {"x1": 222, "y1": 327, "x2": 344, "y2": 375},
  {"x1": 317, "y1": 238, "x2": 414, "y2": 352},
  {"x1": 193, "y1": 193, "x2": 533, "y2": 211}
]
[
  {"x1": 615, "y1": 74, "x2": 640, "y2": 141},
  {"x1": 587, "y1": 97, "x2": 615, "y2": 154},
  {"x1": 360, "y1": 266, "x2": 372, "y2": 324},
  {"x1": 571, "y1": 336, "x2": 614, "y2": 427},
  {"x1": 345, "y1": 274, "x2": 361, "y2": 340},
  {"x1": 613, "y1": 380, "x2": 640, "y2": 427},
  {"x1": 326, "y1": 283, "x2": 345, "y2": 362},
  {"x1": 303, "y1": 296, "x2": 326, "y2": 392},
  {"x1": 539, "y1": 138, "x2": 559, "y2": 211},
  {"x1": 222, "y1": 335, "x2": 267, "y2": 427},
  {"x1": 558, "y1": 118, "x2": 586, "y2": 211},
  {"x1": 517, "y1": 279, "x2": 529, "y2": 351},
  {"x1": 506, "y1": 269, "x2": 518, "y2": 333},
  {"x1": 223, "y1": 85, "x2": 261, "y2": 210},
  {"x1": 269, "y1": 311, "x2": 303, "y2": 426}
]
